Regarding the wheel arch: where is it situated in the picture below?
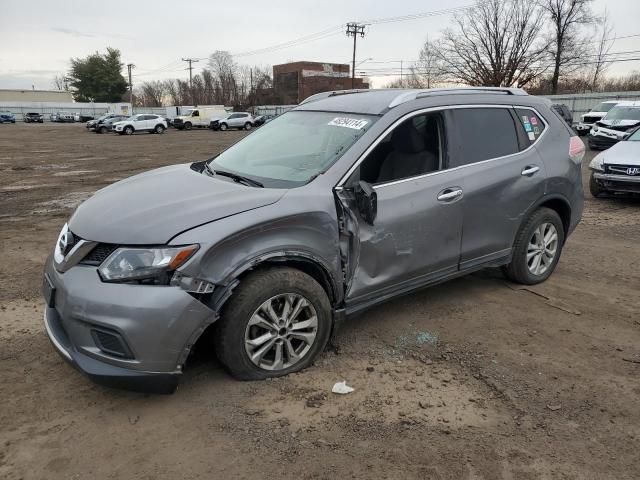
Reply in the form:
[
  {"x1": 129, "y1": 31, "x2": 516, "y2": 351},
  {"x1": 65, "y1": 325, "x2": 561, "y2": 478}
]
[
  {"x1": 213, "y1": 251, "x2": 339, "y2": 313},
  {"x1": 520, "y1": 194, "x2": 572, "y2": 245}
]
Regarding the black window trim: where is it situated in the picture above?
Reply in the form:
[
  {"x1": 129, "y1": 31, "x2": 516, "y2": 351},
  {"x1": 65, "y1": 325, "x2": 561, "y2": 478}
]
[{"x1": 335, "y1": 104, "x2": 549, "y2": 190}]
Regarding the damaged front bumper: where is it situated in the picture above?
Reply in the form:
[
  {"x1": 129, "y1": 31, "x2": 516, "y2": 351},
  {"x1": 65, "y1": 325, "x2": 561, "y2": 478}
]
[
  {"x1": 592, "y1": 171, "x2": 640, "y2": 194},
  {"x1": 42, "y1": 255, "x2": 216, "y2": 394}
]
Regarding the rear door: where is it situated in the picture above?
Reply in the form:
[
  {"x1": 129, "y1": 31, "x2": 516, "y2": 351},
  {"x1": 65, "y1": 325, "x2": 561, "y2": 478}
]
[{"x1": 449, "y1": 106, "x2": 547, "y2": 269}]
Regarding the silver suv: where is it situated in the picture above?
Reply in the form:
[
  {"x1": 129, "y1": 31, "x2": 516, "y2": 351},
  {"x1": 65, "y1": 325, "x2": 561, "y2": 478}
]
[
  {"x1": 215, "y1": 112, "x2": 254, "y2": 131},
  {"x1": 43, "y1": 88, "x2": 585, "y2": 393}
]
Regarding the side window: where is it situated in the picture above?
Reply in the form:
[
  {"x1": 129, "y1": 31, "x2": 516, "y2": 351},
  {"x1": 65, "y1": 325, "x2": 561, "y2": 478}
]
[
  {"x1": 450, "y1": 108, "x2": 520, "y2": 167},
  {"x1": 191, "y1": 110, "x2": 199, "y2": 117},
  {"x1": 515, "y1": 108, "x2": 546, "y2": 145},
  {"x1": 358, "y1": 112, "x2": 444, "y2": 185}
]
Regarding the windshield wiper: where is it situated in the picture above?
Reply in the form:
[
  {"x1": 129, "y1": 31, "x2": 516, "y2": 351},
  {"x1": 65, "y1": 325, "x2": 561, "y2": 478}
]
[{"x1": 210, "y1": 168, "x2": 264, "y2": 188}]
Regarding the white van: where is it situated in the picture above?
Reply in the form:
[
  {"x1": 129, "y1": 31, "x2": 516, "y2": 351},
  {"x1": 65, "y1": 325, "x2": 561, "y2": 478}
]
[{"x1": 173, "y1": 106, "x2": 227, "y2": 130}]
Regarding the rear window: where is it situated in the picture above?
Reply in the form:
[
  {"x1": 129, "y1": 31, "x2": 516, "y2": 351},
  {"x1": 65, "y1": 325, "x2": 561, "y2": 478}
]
[
  {"x1": 515, "y1": 108, "x2": 546, "y2": 145},
  {"x1": 450, "y1": 108, "x2": 520, "y2": 167}
]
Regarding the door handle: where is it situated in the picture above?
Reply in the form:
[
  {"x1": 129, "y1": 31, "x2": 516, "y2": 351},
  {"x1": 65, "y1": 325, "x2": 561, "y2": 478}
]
[
  {"x1": 521, "y1": 165, "x2": 540, "y2": 176},
  {"x1": 437, "y1": 187, "x2": 463, "y2": 202}
]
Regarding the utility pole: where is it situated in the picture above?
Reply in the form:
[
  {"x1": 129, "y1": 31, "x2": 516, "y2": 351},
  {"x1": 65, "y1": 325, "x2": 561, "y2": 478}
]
[
  {"x1": 346, "y1": 23, "x2": 366, "y2": 89},
  {"x1": 182, "y1": 58, "x2": 199, "y2": 105},
  {"x1": 127, "y1": 63, "x2": 135, "y2": 113}
]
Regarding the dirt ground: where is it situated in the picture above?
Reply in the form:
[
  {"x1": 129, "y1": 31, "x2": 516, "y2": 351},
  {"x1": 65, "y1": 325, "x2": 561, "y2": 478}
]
[{"x1": 1, "y1": 123, "x2": 639, "y2": 480}]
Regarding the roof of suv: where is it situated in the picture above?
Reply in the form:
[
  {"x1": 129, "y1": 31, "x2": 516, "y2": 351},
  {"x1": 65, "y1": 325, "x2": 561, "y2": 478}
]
[
  {"x1": 608, "y1": 101, "x2": 640, "y2": 107},
  {"x1": 296, "y1": 87, "x2": 532, "y2": 115}
]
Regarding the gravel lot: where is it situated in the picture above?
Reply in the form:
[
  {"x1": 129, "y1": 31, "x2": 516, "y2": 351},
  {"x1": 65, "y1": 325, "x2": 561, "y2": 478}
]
[{"x1": 1, "y1": 123, "x2": 639, "y2": 479}]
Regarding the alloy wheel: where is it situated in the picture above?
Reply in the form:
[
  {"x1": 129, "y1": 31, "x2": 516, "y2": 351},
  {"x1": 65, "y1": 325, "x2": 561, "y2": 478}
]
[
  {"x1": 527, "y1": 222, "x2": 558, "y2": 276},
  {"x1": 244, "y1": 293, "x2": 318, "y2": 371}
]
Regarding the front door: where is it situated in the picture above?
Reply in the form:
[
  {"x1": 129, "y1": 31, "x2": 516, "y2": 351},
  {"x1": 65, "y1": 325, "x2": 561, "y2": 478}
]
[{"x1": 336, "y1": 111, "x2": 464, "y2": 307}]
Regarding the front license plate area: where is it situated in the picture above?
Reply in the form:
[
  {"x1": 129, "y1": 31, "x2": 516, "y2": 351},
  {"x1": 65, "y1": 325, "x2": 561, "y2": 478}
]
[{"x1": 43, "y1": 273, "x2": 56, "y2": 308}]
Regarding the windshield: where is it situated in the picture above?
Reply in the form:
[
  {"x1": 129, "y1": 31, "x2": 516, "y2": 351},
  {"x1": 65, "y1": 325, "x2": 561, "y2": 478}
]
[
  {"x1": 628, "y1": 128, "x2": 640, "y2": 141},
  {"x1": 604, "y1": 107, "x2": 640, "y2": 121},
  {"x1": 209, "y1": 111, "x2": 378, "y2": 188},
  {"x1": 593, "y1": 102, "x2": 616, "y2": 113}
]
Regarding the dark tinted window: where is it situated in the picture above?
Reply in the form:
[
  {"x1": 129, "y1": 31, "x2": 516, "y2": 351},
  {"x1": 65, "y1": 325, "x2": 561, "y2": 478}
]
[
  {"x1": 515, "y1": 108, "x2": 546, "y2": 145},
  {"x1": 450, "y1": 108, "x2": 519, "y2": 166},
  {"x1": 228, "y1": 114, "x2": 240, "y2": 119},
  {"x1": 358, "y1": 112, "x2": 444, "y2": 184}
]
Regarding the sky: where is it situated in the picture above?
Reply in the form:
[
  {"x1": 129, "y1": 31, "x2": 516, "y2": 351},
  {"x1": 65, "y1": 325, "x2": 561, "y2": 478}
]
[{"x1": 1, "y1": 0, "x2": 640, "y2": 91}]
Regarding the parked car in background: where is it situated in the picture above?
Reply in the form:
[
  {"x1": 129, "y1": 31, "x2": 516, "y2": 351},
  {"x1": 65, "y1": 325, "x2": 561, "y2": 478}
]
[
  {"x1": 575, "y1": 101, "x2": 618, "y2": 136},
  {"x1": 253, "y1": 114, "x2": 274, "y2": 127},
  {"x1": 43, "y1": 87, "x2": 584, "y2": 393},
  {"x1": 24, "y1": 112, "x2": 44, "y2": 123},
  {"x1": 74, "y1": 113, "x2": 95, "y2": 122},
  {"x1": 551, "y1": 104, "x2": 573, "y2": 127},
  {"x1": 51, "y1": 112, "x2": 75, "y2": 123},
  {"x1": 589, "y1": 126, "x2": 640, "y2": 197},
  {"x1": 0, "y1": 111, "x2": 16, "y2": 123},
  {"x1": 112, "y1": 114, "x2": 167, "y2": 135},
  {"x1": 95, "y1": 115, "x2": 129, "y2": 134},
  {"x1": 173, "y1": 106, "x2": 227, "y2": 130},
  {"x1": 211, "y1": 112, "x2": 255, "y2": 131},
  {"x1": 587, "y1": 101, "x2": 640, "y2": 150}
]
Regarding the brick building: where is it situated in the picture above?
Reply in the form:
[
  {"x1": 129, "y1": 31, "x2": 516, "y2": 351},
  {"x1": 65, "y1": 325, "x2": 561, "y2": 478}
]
[{"x1": 273, "y1": 61, "x2": 368, "y2": 104}]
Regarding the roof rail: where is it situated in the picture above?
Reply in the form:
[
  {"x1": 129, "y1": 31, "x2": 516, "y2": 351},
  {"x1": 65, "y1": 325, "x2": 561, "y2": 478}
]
[
  {"x1": 299, "y1": 89, "x2": 370, "y2": 105},
  {"x1": 388, "y1": 87, "x2": 528, "y2": 108}
]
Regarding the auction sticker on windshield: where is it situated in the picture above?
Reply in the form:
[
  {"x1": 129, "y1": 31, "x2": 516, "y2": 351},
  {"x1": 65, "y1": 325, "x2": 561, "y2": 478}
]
[{"x1": 328, "y1": 117, "x2": 370, "y2": 129}]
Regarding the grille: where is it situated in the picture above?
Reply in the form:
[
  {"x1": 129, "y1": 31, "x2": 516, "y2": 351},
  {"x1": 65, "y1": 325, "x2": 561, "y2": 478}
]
[
  {"x1": 606, "y1": 164, "x2": 640, "y2": 176},
  {"x1": 91, "y1": 329, "x2": 133, "y2": 358},
  {"x1": 583, "y1": 115, "x2": 601, "y2": 124},
  {"x1": 80, "y1": 243, "x2": 119, "y2": 265},
  {"x1": 173, "y1": 118, "x2": 183, "y2": 124}
]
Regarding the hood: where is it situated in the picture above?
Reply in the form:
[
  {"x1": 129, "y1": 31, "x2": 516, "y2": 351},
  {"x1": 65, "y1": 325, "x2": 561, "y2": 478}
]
[
  {"x1": 597, "y1": 119, "x2": 640, "y2": 130},
  {"x1": 601, "y1": 141, "x2": 640, "y2": 166},
  {"x1": 69, "y1": 163, "x2": 286, "y2": 244}
]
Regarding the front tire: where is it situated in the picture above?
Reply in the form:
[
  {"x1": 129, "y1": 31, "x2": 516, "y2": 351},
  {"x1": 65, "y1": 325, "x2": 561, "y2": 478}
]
[
  {"x1": 214, "y1": 268, "x2": 332, "y2": 380},
  {"x1": 244, "y1": 122, "x2": 252, "y2": 131},
  {"x1": 124, "y1": 126, "x2": 134, "y2": 135},
  {"x1": 184, "y1": 122, "x2": 192, "y2": 131},
  {"x1": 504, "y1": 207, "x2": 565, "y2": 285},
  {"x1": 219, "y1": 123, "x2": 228, "y2": 131}
]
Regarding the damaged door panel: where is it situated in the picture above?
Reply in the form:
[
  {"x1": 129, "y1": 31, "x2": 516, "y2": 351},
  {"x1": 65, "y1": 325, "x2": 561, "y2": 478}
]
[{"x1": 335, "y1": 172, "x2": 465, "y2": 306}]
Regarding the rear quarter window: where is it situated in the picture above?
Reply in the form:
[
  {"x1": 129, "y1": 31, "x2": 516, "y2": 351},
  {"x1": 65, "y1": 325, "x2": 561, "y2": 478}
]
[{"x1": 515, "y1": 108, "x2": 546, "y2": 145}]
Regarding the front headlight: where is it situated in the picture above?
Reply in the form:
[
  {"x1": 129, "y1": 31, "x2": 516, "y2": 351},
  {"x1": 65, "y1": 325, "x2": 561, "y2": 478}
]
[
  {"x1": 589, "y1": 155, "x2": 605, "y2": 171},
  {"x1": 98, "y1": 245, "x2": 198, "y2": 282}
]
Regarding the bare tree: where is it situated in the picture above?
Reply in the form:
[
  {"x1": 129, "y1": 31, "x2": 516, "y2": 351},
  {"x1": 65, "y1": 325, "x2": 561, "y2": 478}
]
[
  {"x1": 208, "y1": 51, "x2": 238, "y2": 104},
  {"x1": 416, "y1": 39, "x2": 447, "y2": 88},
  {"x1": 139, "y1": 80, "x2": 166, "y2": 106},
  {"x1": 589, "y1": 9, "x2": 614, "y2": 91},
  {"x1": 432, "y1": 0, "x2": 549, "y2": 87},
  {"x1": 538, "y1": 0, "x2": 594, "y2": 94},
  {"x1": 52, "y1": 74, "x2": 69, "y2": 91}
]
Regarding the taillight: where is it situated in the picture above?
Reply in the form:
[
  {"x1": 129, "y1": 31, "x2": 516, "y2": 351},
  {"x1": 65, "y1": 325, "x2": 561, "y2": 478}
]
[{"x1": 569, "y1": 136, "x2": 585, "y2": 163}]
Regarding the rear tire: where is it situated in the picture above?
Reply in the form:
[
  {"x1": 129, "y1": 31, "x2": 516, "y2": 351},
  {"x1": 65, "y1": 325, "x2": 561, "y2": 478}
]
[
  {"x1": 154, "y1": 124, "x2": 165, "y2": 134},
  {"x1": 504, "y1": 207, "x2": 565, "y2": 285},
  {"x1": 589, "y1": 173, "x2": 607, "y2": 198},
  {"x1": 99, "y1": 126, "x2": 108, "y2": 134},
  {"x1": 214, "y1": 267, "x2": 332, "y2": 380},
  {"x1": 244, "y1": 122, "x2": 252, "y2": 130}
]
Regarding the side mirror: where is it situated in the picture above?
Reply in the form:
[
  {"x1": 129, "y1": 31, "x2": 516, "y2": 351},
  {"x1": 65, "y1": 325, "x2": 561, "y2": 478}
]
[{"x1": 355, "y1": 181, "x2": 377, "y2": 225}]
